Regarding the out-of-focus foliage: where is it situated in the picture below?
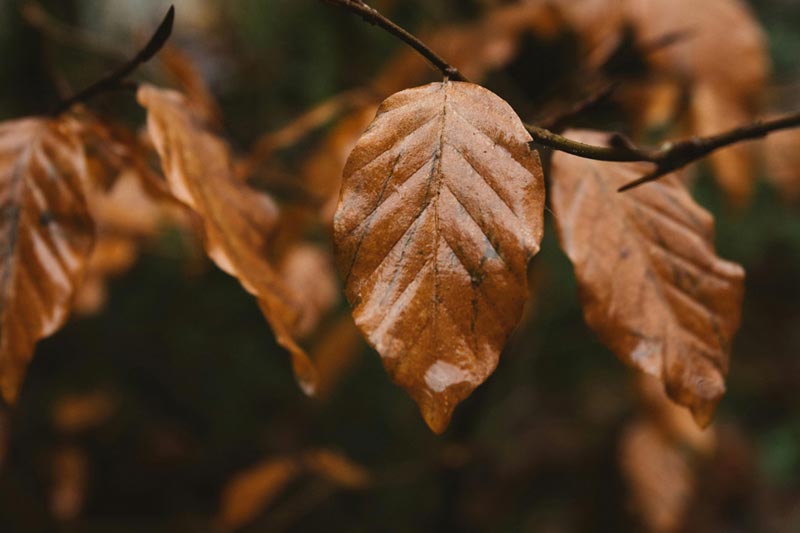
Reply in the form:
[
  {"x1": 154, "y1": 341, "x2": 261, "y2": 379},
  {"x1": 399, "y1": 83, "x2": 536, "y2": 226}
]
[{"x1": 0, "y1": 1, "x2": 799, "y2": 532}]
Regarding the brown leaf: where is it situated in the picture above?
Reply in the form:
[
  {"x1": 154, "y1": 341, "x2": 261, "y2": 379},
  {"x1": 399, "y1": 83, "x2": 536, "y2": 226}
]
[
  {"x1": 50, "y1": 446, "x2": 89, "y2": 522},
  {"x1": 625, "y1": 0, "x2": 769, "y2": 99},
  {"x1": 620, "y1": 418, "x2": 695, "y2": 533},
  {"x1": 311, "y1": 315, "x2": 365, "y2": 400},
  {"x1": 277, "y1": 243, "x2": 340, "y2": 339},
  {"x1": 0, "y1": 118, "x2": 95, "y2": 403},
  {"x1": 136, "y1": 85, "x2": 318, "y2": 395},
  {"x1": 159, "y1": 44, "x2": 225, "y2": 130},
  {"x1": 74, "y1": 169, "x2": 180, "y2": 315},
  {"x1": 52, "y1": 389, "x2": 116, "y2": 434},
  {"x1": 219, "y1": 457, "x2": 300, "y2": 530},
  {"x1": 637, "y1": 374, "x2": 716, "y2": 455},
  {"x1": 334, "y1": 81, "x2": 545, "y2": 433},
  {"x1": 219, "y1": 450, "x2": 369, "y2": 530},
  {"x1": 303, "y1": 449, "x2": 370, "y2": 489},
  {"x1": 690, "y1": 83, "x2": 759, "y2": 207},
  {"x1": 550, "y1": 129, "x2": 744, "y2": 427},
  {"x1": 764, "y1": 126, "x2": 800, "y2": 203},
  {"x1": 302, "y1": 105, "x2": 378, "y2": 227}
]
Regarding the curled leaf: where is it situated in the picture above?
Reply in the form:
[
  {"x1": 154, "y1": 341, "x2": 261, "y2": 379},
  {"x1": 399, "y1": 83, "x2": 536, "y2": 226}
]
[
  {"x1": 551, "y1": 129, "x2": 744, "y2": 427},
  {"x1": 0, "y1": 118, "x2": 95, "y2": 403},
  {"x1": 137, "y1": 85, "x2": 317, "y2": 395},
  {"x1": 334, "y1": 81, "x2": 544, "y2": 433}
]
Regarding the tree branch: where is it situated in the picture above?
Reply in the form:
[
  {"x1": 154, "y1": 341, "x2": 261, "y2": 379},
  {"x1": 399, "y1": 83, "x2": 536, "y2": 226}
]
[
  {"x1": 323, "y1": 0, "x2": 800, "y2": 192},
  {"x1": 51, "y1": 5, "x2": 175, "y2": 115},
  {"x1": 320, "y1": 0, "x2": 468, "y2": 82},
  {"x1": 527, "y1": 112, "x2": 800, "y2": 191}
]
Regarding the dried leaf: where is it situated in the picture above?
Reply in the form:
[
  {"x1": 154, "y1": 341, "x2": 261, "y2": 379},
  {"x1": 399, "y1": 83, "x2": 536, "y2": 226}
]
[
  {"x1": 764, "y1": 127, "x2": 800, "y2": 203},
  {"x1": 551, "y1": 129, "x2": 744, "y2": 427},
  {"x1": 137, "y1": 85, "x2": 318, "y2": 395},
  {"x1": 620, "y1": 419, "x2": 695, "y2": 533},
  {"x1": 219, "y1": 458, "x2": 300, "y2": 530},
  {"x1": 311, "y1": 315, "x2": 365, "y2": 400},
  {"x1": 303, "y1": 449, "x2": 370, "y2": 489},
  {"x1": 625, "y1": 0, "x2": 769, "y2": 99},
  {"x1": 637, "y1": 374, "x2": 716, "y2": 454},
  {"x1": 219, "y1": 450, "x2": 369, "y2": 530},
  {"x1": 74, "y1": 170, "x2": 176, "y2": 315},
  {"x1": 52, "y1": 389, "x2": 116, "y2": 434},
  {"x1": 50, "y1": 446, "x2": 89, "y2": 522},
  {"x1": 0, "y1": 118, "x2": 95, "y2": 403},
  {"x1": 334, "y1": 81, "x2": 544, "y2": 433},
  {"x1": 690, "y1": 83, "x2": 759, "y2": 207},
  {"x1": 159, "y1": 44, "x2": 225, "y2": 130},
  {"x1": 546, "y1": 0, "x2": 627, "y2": 67},
  {"x1": 302, "y1": 105, "x2": 378, "y2": 227},
  {"x1": 277, "y1": 243, "x2": 340, "y2": 339}
]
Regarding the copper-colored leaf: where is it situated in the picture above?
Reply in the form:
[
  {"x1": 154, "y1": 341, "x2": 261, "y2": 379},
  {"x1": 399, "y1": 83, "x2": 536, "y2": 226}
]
[
  {"x1": 136, "y1": 85, "x2": 318, "y2": 395},
  {"x1": 277, "y1": 243, "x2": 340, "y2": 339},
  {"x1": 764, "y1": 126, "x2": 800, "y2": 203},
  {"x1": 219, "y1": 449, "x2": 369, "y2": 530},
  {"x1": 49, "y1": 446, "x2": 89, "y2": 522},
  {"x1": 334, "y1": 81, "x2": 545, "y2": 433},
  {"x1": 159, "y1": 44, "x2": 225, "y2": 130},
  {"x1": 0, "y1": 118, "x2": 95, "y2": 403},
  {"x1": 690, "y1": 83, "x2": 759, "y2": 207},
  {"x1": 311, "y1": 315, "x2": 365, "y2": 400},
  {"x1": 219, "y1": 457, "x2": 300, "y2": 530},
  {"x1": 303, "y1": 449, "x2": 370, "y2": 489},
  {"x1": 620, "y1": 419, "x2": 695, "y2": 533},
  {"x1": 551, "y1": 129, "x2": 744, "y2": 427},
  {"x1": 302, "y1": 105, "x2": 378, "y2": 227},
  {"x1": 625, "y1": 0, "x2": 769, "y2": 99},
  {"x1": 52, "y1": 389, "x2": 116, "y2": 434}
]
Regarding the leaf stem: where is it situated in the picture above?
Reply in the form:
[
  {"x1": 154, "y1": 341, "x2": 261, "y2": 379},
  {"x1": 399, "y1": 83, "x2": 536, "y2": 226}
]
[
  {"x1": 51, "y1": 5, "x2": 175, "y2": 116},
  {"x1": 320, "y1": 0, "x2": 468, "y2": 82}
]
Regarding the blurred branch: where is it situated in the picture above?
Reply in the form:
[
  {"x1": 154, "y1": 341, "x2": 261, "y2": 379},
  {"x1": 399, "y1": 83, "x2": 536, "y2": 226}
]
[
  {"x1": 242, "y1": 88, "x2": 372, "y2": 178},
  {"x1": 320, "y1": 0, "x2": 468, "y2": 82},
  {"x1": 52, "y1": 6, "x2": 175, "y2": 115},
  {"x1": 324, "y1": 0, "x2": 800, "y2": 192}
]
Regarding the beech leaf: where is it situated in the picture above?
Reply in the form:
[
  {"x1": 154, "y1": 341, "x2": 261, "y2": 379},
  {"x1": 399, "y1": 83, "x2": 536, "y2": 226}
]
[
  {"x1": 0, "y1": 118, "x2": 95, "y2": 403},
  {"x1": 334, "y1": 81, "x2": 545, "y2": 433},
  {"x1": 551, "y1": 129, "x2": 744, "y2": 427},
  {"x1": 136, "y1": 85, "x2": 318, "y2": 395}
]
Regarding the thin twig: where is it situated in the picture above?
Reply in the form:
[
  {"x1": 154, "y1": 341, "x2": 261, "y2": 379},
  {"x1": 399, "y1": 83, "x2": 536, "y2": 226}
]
[
  {"x1": 320, "y1": 0, "x2": 468, "y2": 82},
  {"x1": 243, "y1": 89, "x2": 371, "y2": 177},
  {"x1": 51, "y1": 6, "x2": 175, "y2": 116},
  {"x1": 324, "y1": 0, "x2": 800, "y2": 192},
  {"x1": 527, "y1": 112, "x2": 800, "y2": 191}
]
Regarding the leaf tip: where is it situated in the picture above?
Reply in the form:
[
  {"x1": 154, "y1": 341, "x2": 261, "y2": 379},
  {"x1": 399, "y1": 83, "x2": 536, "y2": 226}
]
[
  {"x1": 291, "y1": 351, "x2": 319, "y2": 398},
  {"x1": 420, "y1": 401, "x2": 454, "y2": 435}
]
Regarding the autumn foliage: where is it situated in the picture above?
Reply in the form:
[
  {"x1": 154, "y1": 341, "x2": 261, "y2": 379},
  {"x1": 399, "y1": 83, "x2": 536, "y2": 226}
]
[{"x1": 1, "y1": 0, "x2": 799, "y2": 531}]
